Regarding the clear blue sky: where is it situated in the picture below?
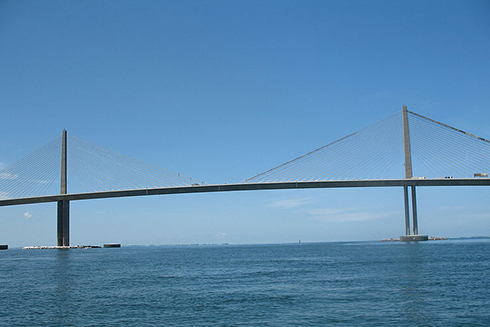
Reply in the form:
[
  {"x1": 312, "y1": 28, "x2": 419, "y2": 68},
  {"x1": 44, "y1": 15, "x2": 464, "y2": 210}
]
[{"x1": 1, "y1": 0, "x2": 489, "y2": 247}]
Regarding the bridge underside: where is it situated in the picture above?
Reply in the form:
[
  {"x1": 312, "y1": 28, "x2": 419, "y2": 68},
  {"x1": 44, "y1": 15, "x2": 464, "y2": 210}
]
[{"x1": 0, "y1": 178, "x2": 489, "y2": 207}]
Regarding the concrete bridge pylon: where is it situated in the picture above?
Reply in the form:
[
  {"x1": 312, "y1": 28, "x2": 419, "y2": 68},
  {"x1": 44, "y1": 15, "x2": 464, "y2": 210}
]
[
  {"x1": 57, "y1": 130, "x2": 69, "y2": 246},
  {"x1": 401, "y1": 106, "x2": 427, "y2": 241}
]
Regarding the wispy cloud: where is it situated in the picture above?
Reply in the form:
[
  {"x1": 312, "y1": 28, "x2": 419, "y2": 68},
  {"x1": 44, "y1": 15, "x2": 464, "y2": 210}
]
[
  {"x1": 24, "y1": 212, "x2": 32, "y2": 219},
  {"x1": 269, "y1": 198, "x2": 313, "y2": 209},
  {"x1": 308, "y1": 207, "x2": 397, "y2": 222}
]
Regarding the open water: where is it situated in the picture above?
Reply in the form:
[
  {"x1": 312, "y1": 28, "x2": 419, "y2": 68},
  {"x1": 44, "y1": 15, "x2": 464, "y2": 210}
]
[{"x1": 1, "y1": 239, "x2": 489, "y2": 326}]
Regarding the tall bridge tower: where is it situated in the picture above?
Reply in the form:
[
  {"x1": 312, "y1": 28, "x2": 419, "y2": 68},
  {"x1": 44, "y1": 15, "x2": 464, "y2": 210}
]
[
  {"x1": 57, "y1": 130, "x2": 69, "y2": 246},
  {"x1": 401, "y1": 106, "x2": 427, "y2": 241}
]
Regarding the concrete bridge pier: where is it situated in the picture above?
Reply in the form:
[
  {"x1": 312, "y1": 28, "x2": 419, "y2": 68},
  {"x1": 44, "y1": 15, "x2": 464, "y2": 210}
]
[
  {"x1": 400, "y1": 185, "x2": 427, "y2": 241},
  {"x1": 411, "y1": 185, "x2": 419, "y2": 235},
  {"x1": 57, "y1": 200, "x2": 69, "y2": 246},
  {"x1": 403, "y1": 185, "x2": 411, "y2": 235}
]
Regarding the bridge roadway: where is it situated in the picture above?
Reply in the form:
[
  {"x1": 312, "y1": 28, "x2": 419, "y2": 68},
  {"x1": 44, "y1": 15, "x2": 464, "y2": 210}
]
[{"x1": 1, "y1": 178, "x2": 489, "y2": 207}]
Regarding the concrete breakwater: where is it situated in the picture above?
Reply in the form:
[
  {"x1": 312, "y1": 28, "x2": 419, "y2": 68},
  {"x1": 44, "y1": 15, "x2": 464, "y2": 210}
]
[
  {"x1": 380, "y1": 236, "x2": 447, "y2": 242},
  {"x1": 22, "y1": 243, "x2": 121, "y2": 249},
  {"x1": 23, "y1": 245, "x2": 102, "y2": 249}
]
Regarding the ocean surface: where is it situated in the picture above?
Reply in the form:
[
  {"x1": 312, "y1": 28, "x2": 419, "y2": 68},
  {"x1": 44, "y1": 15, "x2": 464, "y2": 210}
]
[{"x1": 1, "y1": 239, "x2": 489, "y2": 326}]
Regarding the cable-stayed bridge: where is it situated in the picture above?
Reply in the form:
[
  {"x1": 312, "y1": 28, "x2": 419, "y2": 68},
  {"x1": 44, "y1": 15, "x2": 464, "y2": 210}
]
[{"x1": 1, "y1": 106, "x2": 489, "y2": 245}]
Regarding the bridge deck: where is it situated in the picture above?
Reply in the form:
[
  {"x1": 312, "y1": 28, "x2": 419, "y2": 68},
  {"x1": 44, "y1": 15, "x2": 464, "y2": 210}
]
[{"x1": 1, "y1": 178, "x2": 489, "y2": 207}]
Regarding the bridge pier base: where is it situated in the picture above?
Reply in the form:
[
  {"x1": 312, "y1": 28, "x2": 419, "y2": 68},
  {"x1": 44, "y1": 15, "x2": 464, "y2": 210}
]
[
  {"x1": 400, "y1": 234, "x2": 428, "y2": 242},
  {"x1": 57, "y1": 200, "x2": 69, "y2": 246},
  {"x1": 400, "y1": 185, "x2": 428, "y2": 241}
]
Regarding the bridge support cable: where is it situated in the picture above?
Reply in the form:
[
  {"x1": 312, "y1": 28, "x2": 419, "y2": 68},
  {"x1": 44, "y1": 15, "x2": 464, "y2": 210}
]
[
  {"x1": 0, "y1": 132, "x2": 206, "y2": 200},
  {"x1": 242, "y1": 112, "x2": 404, "y2": 183},
  {"x1": 301, "y1": 112, "x2": 402, "y2": 181},
  {"x1": 0, "y1": 136, "x2": 61, "y2": 199},
  {"x1": 0, "y1": 138, "x2": 59, "y2": 197},
  {"x1": 409, "y1": 122, "x2": 472, "y2": 177},
  {"x1": 339, "y1": 124, "x2": 402, "y2": 180},
  {"x1": 243, "y1": 109, "x2": 490, "y2": 184},
  {"x1": 67, "y1": 135, "x2": 204, "y2": 193},
  {"x1": 410, "y1": 122, "x2": 477, "y2": 177},
  {"x1": 242, "y1": 106, "x2": 490, "y2": 239},
  {"x1": 312, "y1": 116, "x2": 399, "y2": 180},
  {"x1": 408, "y1": 111, "x2": 490, "y2": 178},
  {"x1": 2, "y1": 107, "x2": 490, "y2": 245}
]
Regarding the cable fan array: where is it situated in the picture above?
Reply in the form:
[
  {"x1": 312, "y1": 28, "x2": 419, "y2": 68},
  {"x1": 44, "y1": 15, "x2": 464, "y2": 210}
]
[
  {"x1": 67, "y1": 135, "x2": 202, "y2": 193},
  {"x1": 243, "y1": 112, "x2": 405, "y2": 183},
  {"x1": 408, "y1": 112, "x2": 490, "y2": 178},
  {"x1": 1, "y1": 109, "x2": 489, "y2": 200},
  {"x1": 243, "y1": 110, "x2": 490, "y2": 183},
  {"x1": 0, "y1": 135, "x2": 203, "y2": 199},
  {"x1": 0, "y1": 136, "x2": 62, "y2": 199}
]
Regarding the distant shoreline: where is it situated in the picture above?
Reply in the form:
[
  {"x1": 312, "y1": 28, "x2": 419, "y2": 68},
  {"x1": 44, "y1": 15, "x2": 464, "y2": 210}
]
[{"x1": 4, "y1": 237, "x2": 490, "y2": 250}]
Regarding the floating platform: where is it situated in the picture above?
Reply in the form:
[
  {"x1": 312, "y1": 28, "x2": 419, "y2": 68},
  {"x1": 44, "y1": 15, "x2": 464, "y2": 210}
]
[
  {"x1": 103, "y1": 243, "x2": 121, "y2": 248},
  {"x1": 0, "y1": 245, "x2": 8, "y2": 250},
  {"x1": 400, "y1": 235, "x2": 429, "y2": 242}
]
